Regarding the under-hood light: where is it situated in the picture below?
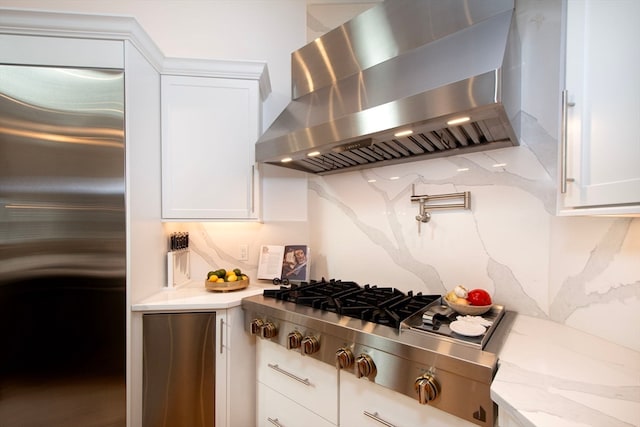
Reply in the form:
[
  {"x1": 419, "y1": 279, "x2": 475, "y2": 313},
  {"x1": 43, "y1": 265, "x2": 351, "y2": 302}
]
[
  {"x1": 281, "y1": 157, "x2": 293, "y2": 163},
  {"x1": 394, "y1": 130, "x2": 413, "y2": 138},
  {"x1": 307, "y1": 151, "x2": 320, "y2": 157},
  {"x1": 446, "y1": 116, "x2": 471, "y2": 126}
]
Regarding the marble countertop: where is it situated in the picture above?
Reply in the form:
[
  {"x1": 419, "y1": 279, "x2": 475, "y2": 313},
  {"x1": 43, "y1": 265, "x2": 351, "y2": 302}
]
[
  {"x1": 491, "y1": 314, "x2": 640, "y2": 427},
  {"x1": 131, "y1": 280, "x2": 278, "y2": 312},
  {"x1": 132, "y1": 286, "x2": 639, "y2": 426}
]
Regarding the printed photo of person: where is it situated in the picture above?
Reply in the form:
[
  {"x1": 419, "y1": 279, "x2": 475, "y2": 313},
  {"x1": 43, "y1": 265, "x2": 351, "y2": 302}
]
[{"x1": 282, "y1": 246, "x2": 308, "y2": 281}]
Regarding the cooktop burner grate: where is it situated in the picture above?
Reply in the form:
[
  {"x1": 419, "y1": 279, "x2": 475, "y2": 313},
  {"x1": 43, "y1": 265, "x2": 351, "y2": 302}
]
[{"x1": 264, "y1": 279, "x2": 440, "y2": 329}]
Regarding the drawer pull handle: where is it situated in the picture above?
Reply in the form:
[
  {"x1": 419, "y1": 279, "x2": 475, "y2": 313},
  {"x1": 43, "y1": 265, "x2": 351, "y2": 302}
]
[
  {"x1": 267, "y1": 417, "x2": 283, "y2": 427},
  {"x1": 364, "y1": 411, "x2": 397, "y2": 427},
  {"x1": 267, "y1": 363, "x2": 311, "y2": 386}
]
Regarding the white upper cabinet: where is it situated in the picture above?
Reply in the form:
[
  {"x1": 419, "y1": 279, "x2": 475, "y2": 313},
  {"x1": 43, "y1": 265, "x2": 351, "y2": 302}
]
[
  {"x1": 161, "y1": 59, "x2": 269, "y2": 220},
  {"x1": 558, "y1": 0, "x2": 640, "y2": 215}
]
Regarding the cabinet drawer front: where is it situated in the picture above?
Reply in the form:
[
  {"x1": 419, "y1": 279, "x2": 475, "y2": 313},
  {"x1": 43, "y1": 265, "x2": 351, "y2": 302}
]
[
  {"x1": 340, "y1": 373, "x2": 476, "y2": 427},
  {"x1": 257, "y1": 339, "x2": 337, "y2": 424},
  {"x1": 257, "y1": 382, "x2": 335, "y2": 427}
]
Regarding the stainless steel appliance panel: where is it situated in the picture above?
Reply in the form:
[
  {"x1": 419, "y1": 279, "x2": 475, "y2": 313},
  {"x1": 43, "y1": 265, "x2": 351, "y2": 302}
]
[
  {"x1": 0, "y1": 64, "x2": 126, "y2": 427},
  {"x1": 0, "y1": 64, "x2": 126, "y2": 281},
  {"x1": 255, "y1": 0, "x2": 521, "y2": 174},
  {"x1": 143, "y1": 312, "x2": 216, "y2": 427}
]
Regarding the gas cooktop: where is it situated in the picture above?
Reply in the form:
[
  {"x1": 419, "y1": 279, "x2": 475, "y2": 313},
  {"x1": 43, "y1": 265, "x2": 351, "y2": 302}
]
[
  {"x1": 242, "y1": 278, "x2": 511, "y2": 427},
  {"x1": 264, "y1": 279, "x2": 440, "y2": 329},
  {"x1": 263, "y1": 278, "x2": 504, "y2": 348}
]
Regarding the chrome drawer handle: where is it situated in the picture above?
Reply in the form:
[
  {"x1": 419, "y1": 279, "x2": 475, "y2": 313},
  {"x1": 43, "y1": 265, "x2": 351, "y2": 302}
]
[
  {"x1": 364, "y1": 411, "x2": 397, "y2": 427},
  {"x1": 267, "y1": 363, "x2": 311, "y2": 386},
  {"x1": 267, "y1": 417, "x2": 284, "y2": 427}
]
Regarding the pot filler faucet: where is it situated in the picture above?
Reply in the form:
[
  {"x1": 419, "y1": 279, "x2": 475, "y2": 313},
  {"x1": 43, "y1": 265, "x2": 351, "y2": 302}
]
[{"x1": 411, "y1": 184, "x2": 471, "y2": 233}]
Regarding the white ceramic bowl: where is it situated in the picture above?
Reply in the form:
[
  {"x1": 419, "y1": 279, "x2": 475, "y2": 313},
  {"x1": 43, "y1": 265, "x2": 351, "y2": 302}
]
[{"x1": 444, "y1": 299, "x2": 492, "y2": 316}]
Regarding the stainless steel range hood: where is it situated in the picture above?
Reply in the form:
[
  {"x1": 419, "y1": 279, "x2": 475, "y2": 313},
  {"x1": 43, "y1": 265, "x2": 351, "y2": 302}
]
[{"x1": 256, "y1": 0, "x2": 521, "y2": 175}]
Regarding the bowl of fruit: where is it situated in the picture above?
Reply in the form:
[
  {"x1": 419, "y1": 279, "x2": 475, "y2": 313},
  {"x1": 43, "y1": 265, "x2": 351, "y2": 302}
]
[
  {"x1": 444, "y1": 285, "x2": 493, "y2": 316},
  {"x1": 205, "y1": 268, "x2": 249, "y2": 292}
]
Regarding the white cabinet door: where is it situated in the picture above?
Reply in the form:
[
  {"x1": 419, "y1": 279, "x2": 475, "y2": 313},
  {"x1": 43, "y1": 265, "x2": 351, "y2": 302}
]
[
  {"x1": 256, "y1": 339, "x2": 338, "y2": 425},
  {"x1": 215, "y1": 310, "x2": 229, "y2": 427},
  {"x1": 223, "y1": 306, "x2": 256, "y2": 427},
  {"x1": 339, "y1": 373, "x2": 476, "y2": 427},
  {"x1": 559, "y1": 0, "x2": 640, "y2": 215},
  {"x1": 161, "y1": 75, "x2": 260, "y2": 219}
]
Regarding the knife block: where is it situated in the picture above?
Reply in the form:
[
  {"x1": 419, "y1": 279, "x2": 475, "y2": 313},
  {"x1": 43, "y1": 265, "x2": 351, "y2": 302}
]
[{"x1": 167, "y1": 249, "x2": 190, "y2": 288}]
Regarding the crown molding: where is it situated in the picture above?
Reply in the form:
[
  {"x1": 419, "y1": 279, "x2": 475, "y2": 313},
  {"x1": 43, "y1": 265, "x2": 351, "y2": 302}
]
[
  {"x1": 0, "y1": 8, "x2": 165, "y2": 70},
  {"x1": 0, "y1": 8, "x2": 273, "y2": 100},
  {"x1": 162, "y1": 57, "x2": 271, "y2": 101}
]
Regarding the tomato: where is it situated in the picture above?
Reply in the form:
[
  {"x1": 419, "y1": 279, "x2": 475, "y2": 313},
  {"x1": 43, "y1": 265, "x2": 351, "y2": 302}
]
[{"x1": 467, "y1": 289, "x2": 492, "y2": 306}]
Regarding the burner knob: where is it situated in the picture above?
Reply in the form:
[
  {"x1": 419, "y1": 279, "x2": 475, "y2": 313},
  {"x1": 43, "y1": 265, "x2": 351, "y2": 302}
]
[
  {"x1": 261, "y1": 321, "x2": 278, "y2": 339},
  {"x1": 287, "y1": 331, "x2": 303, "y2": 349},
  {"x1": 250, "y1": 319, "x2": 264, "y2": 335},
  {"x1": 301, "y1": 336, "x2": 320, "y2": 355},
  {"x1": 335, "y1": 347, "x2": 354, "y2": 369},
  {"x1": 414, "y1": 373, "x2": 439, "y2": 404},
  {"x1": 355, "y1": 354, "x2": 377, "y2": 378}
]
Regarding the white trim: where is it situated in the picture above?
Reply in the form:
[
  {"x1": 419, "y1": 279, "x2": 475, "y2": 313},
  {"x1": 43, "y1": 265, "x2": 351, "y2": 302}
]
[
  {"x1": 163, "y1": 57, "x2": 271, "y2": 101},
  {"x1": 0, "y1": 8, "x2": 272, "y2": 98},
  {"x1": 0, "y1": 8, "x2": 164, "y2": 71}
]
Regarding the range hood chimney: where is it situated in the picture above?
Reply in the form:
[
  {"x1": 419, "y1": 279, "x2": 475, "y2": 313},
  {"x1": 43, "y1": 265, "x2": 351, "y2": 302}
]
[{"x1": 256, "y1": 0, "x2": 521, "y2": 175}]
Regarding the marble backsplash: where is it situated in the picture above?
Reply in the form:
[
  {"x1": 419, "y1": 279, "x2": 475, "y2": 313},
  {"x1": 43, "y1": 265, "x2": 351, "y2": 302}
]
[{"x1": 305, "y1": 120, "x2": 640, "y2": 352}]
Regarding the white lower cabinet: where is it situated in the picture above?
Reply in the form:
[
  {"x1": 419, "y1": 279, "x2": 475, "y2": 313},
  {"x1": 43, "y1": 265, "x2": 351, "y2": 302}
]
[
  {"x1": 339, "y1": 373, "x2": 476, "y2": 427},
  {"x1": 255, "y1": 339, "x2": 478, "y2": 427},
  {"x1": 220, "y1": 306, "x2": 256, "y2": 427},
  {"x1": 256, "y1": 339, "x2": 337, "y2": 425},
  {"x1": 257, "y1": 382, "x2": 335, "y2": 427}
]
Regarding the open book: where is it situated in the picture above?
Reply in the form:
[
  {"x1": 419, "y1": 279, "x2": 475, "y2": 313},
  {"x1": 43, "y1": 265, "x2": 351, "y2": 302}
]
[{"x1": 257, "y1": 245, "x2": 309, "y2": 281}]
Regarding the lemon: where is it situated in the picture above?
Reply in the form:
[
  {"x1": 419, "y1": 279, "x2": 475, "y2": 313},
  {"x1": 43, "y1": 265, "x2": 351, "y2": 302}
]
[
  {"x1": 207, "y1": 271, "x2": 217, "y2": 279},
  {"x1": 445, "y1": 290, "x2": 458, "y2": 303},
  {"x1": 207, "y1": 275, "x2": 218, "y2": 282},
  {"x1": 216, "y1": 278, "x2": 225, "y2": 283},
  {"x1": 227, "y1": 274, "x2": 238, "y2": 282}
]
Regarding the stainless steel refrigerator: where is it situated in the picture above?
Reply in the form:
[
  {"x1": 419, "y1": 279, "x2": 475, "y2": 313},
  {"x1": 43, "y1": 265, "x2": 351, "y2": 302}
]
[{"x1": 0, "y1": 64, "x2": 126, "y2": 426}]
